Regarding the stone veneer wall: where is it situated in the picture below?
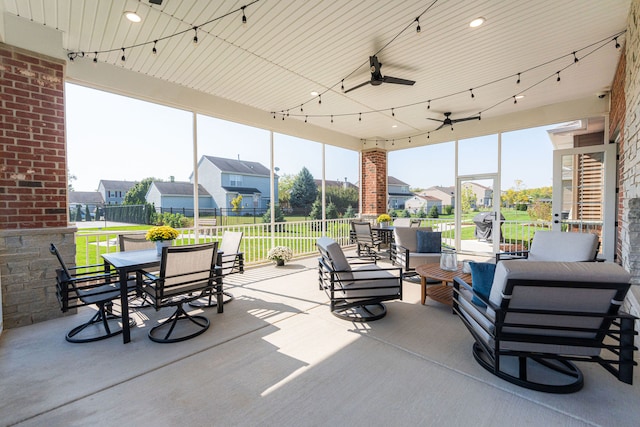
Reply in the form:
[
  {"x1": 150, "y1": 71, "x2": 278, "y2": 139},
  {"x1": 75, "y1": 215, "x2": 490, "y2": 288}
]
[
  {"x1": 618, "y1": 0, "x2": 640, "y2": 340},
  {"x1": 360, "y1": 150, "x2": 387, "y2": 218},
  {"x1": 0, "y1": 44, "x2": 75, "y2": 330}
]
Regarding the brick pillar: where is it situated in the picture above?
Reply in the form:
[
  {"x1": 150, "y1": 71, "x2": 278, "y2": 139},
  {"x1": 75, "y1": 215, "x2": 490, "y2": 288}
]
[
  {"x1": 0, "y1": 43, "x2": 74, "y2": 329},
  {"x1": 361, "y1": 149, "x2": 387, "y2": 218}
]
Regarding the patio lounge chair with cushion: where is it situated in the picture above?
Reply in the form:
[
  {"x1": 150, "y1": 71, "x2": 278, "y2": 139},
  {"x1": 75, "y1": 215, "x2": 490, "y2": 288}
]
[
  {"x1": 351, "y1": 221, "x2": 383, "y2": 261},
  {"x1": 317, "y1": 237, "x2": 402, "y2": 321},
  {"x1": 139, "y1": 242, "x2": 221, "y2": 343},
  {"x1": 496, "y1": 231, "x2": 599, "y2": 263},
  {"x1": 50, "y1": 243, "x2": 136, "y2": 343},
  {"x1": 391, "y1": 227, "x2": 442, "y2": 278},
  {"x1": 190, "y1": 231, "x2": 244, "y2": 308},
  {"x1": 453, "y1": 260, "x2": 637, "y2": 393}
]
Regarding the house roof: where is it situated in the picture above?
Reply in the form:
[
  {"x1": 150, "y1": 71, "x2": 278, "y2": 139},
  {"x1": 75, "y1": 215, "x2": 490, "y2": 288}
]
[
  {"x1": 152, "y1": 181, "x2": 210, "y2": 196},
  {"x1": 69, "y1": 191, "x2": 104, "y2": 204},
  {"x1": 388, "y1": 176, "x2": 409, "y2": 186},
  {"x1": 221, "y1": 186, "x2": 262, "y2": 195},
  {"x1": 203, "y1": 156, "x2": 271, "y2": 176},
  {"x1": 99, "y1": 180, "x2": 137, "y2": 191},
  {"x1": 423, "y1": 186, "x2": 455, "y2": 195},
  {"x1": 313, "y1": 179, "x2": 357, "y2": 189},
  {"x1": 389, "y1": 192, "x2": 413, "y2": 197}
]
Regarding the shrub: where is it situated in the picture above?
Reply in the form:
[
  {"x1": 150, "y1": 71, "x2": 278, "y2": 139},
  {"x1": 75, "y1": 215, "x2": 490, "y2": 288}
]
[{"x1": 427, "y1": 205, "x2": 439, "y2": 218}]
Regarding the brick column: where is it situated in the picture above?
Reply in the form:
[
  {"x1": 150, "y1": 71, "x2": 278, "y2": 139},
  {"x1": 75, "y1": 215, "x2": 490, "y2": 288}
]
[
  {"x1": 361, "y1": 149, "x2": 387, "y2": 218},
  {"x1": 0, "y1": 43, "x2": 75, "y2": 329}
]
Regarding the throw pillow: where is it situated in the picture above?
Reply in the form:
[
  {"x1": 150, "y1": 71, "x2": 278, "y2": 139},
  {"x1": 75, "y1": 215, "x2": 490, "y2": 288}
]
[
  {"x1": 469, "y1": 261, "x2": 496, "y2": 308},
  {"x1": 416, "y1": 231, "x2": 442, "y2": 253}
]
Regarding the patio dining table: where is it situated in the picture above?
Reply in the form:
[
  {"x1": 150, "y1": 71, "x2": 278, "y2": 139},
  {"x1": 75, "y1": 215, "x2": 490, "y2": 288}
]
[{"x1": 102, "y1": 249, "x2": 161, "y2": 344}]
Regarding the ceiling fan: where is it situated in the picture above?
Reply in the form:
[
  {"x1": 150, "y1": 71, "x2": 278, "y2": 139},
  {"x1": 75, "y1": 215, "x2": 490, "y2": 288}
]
[
  {"x1": 427, "y1": 112, "x2": 481, "y2": 131},
  {"x1": 343, "y1": 55, "x2": 415, "y2": 94}
]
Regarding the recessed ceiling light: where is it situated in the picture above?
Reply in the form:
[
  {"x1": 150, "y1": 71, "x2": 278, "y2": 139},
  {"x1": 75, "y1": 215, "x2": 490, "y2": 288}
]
[
  {"x1": 392, "y1": 125, "x2": 398, "y2": 128},
  {"x1": 124, "y1": 11, "x2": 142, "y2": 23},
  {"x1": 469, "y1": 17, "x2": 485, "y2": 28},
  {"x1": 310, "y1": 91, "x2": 319, "y2": 97},
  {"x1": 515, "y1": 95, "x2": 525, "y2": 99}
]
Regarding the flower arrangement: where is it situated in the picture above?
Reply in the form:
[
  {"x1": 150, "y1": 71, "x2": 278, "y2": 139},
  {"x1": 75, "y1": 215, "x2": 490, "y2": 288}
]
[
  {"x1": 267, "y1": 246, "x2": 293, "y2": 262},
  {"x1": 377, "y1": 213, "x2": 392, "y2": 224},
  {"x1": 145, "y1": 225, "x2": 179, "y2": 242}
]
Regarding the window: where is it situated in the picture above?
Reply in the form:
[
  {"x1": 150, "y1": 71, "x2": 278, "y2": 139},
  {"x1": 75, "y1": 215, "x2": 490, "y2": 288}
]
[{"x1": 229, "y1": 175, "x2": 243, "y2": 187}]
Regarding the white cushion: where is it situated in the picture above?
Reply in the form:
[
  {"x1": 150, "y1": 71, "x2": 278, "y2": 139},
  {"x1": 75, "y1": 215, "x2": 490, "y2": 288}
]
[
  {"x1": 527, "y1": 231, "x2": 599, "y2": 262},
  {"x1": 341, "y1": 265, "x2": 400, "y2": 299},
  {"x1": 317, "y1": 237, "x2": 353, "y2": 282}
]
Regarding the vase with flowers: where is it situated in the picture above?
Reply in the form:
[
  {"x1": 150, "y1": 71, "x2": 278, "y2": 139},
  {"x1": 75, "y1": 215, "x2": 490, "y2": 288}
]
[
  {"x1": 267, "y1": 246, "x2": 293, "y2": 266},
  {"x1": 145, "y1": 225, "x2": 180, "y2": 255},
  {"x1": 377, "y1": 213, "x2": 392, "y2": 228}
]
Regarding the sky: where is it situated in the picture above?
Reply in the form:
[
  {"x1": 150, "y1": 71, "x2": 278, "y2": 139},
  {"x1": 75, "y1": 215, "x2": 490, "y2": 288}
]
[{"x1": 66, "y1": 83, "x2": 554, "y2": 193}]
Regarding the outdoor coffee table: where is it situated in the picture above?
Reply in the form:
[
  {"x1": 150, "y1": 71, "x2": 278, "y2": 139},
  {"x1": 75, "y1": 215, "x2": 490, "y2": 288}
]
[{"x1": 415, "y1": 263, "x2": 472, "y2": 306}]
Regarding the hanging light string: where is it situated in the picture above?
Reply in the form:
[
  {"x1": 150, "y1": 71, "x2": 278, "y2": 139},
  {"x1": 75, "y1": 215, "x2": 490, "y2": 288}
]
[
  {"x1": 66, "y1": 0, "x2": 260, "y2": 61},
  {"x1": 356, "y1": 31, "x2": 624, "y2": 146},
  {"x1": 273, "y1": 30, "x2": 625, "y2": 125},
  {"x1": 273, "y1": 0, "x2": 440, "y2": 116}
]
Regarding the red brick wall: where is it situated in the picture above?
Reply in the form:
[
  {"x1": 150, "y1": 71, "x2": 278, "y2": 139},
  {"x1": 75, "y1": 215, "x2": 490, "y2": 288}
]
[
  {"x1": 0, "y1": 44, "x2": 67, "y2": 229},
  {"x1": 610, "y1": 50, "x2": 625, "y2": 262},
  {"x1": 361, "y1": 150, "x2": 387, "y2": 215}
]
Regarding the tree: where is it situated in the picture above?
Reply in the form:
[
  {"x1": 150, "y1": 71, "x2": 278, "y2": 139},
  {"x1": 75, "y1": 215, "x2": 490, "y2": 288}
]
[
  {"x1": 289, "y1": 167, "x2": 317, "y2": 209},
  {"x1": 326, "y1": 202, "x2": 338, "y2": 219},
  {"x1": 124, "y1": 178, "x2": 156, "y2": 205},
  {"x1": 67, "y1": 171, "x2": 77, "y2": 192},
  {"x1": 427, "y1": 205, "x2": 439, "y2": 218},
  {"x1": 277, "y1": 173, "x2": 295, "y2": 208},
  {"x1": 344, "y1": 205, "x2": 355, "y2": 218},
  {"x1": 324, "y1": 185, "x2": 358, "y2": 214},
  {"x1": 85, "y1": 204, "x2": 91, "y2": 221},
  {"x1": 261, "y1": 203, "x2": 285, "y2": 223},
  {"x1": 461, "y1": 186, "x2": 476, "y2": 213},
  {"x1": 231, "y1": 194, "x2": 243, "y2": 213},
  {"x1": 309, "y1": 198, "x2": 322, "y2": 220}
]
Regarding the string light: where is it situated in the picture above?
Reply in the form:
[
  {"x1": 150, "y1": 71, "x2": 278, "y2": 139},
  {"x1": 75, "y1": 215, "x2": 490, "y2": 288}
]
[
  {"x1": 392, "y1": 108, "x2": 395, "y2": 117},
  {"x1": 516, "y1": 73, "x2": 521, "y2": 84},
  {"x1": 573, "y1": 51, "x2": 579, "y2": 63},
  {"x1": 614, "y1": 37, "x2": 621, "y2": 50},
  {"x1": 152, "y1": 40, "x2": 158, "y2": 55},
  {"x1": 427, "y1": 132, "x2": 430, "y2": 139},
  {"x1": 427, "y1": 100, "x2": 431, "y2": 109},
  {"x1": 415, "y1": 17, "x2": 421, "y2": 34},
  {"x1": 272, "y1": 112, "x2": 276, "y2": 119},
  {"x1": 556, "y1": 71, "x2": 561, "y2": 82},
  {"x1": 300, "y1": 105, "x2": 303, "y2": 112},
  {"x1": 305, "y1": 116, "x2": 308, "y2": 123},
  {"x1": 193, "y1": 27, "x2": 199, "y2": 44},
  {"x1": 318, "y1": 94, "x2": 321, "y2": 105},
  {"x1": 513, "y1": 96, "x2": 517, "y2": 104},
  {"x1": 331, "y1": 115, "x2": 333, "y2": 123},
  {"x1": 121, "y1": 48, "x2": 126, "y2": 62},
  {"x1": 470, "y1": 89, "x2": 475, "y2": 99},
  {"x1": 93, "y1": 52, "x2": 98, "y2": 63},
  {"x1": 359, "y1": 113, "x2": 362, "y2": 122},
  {"x1": 341, "y1": 80, "x2": 344, "y2": 91},
  {"x1": 241, "y1": 6, "x2": 247, "y2": 25}
]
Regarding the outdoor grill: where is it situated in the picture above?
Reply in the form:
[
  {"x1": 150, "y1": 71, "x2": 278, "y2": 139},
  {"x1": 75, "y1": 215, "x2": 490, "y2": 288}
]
[{"x1": 473, "y1": 212, "x2": 505, "y2": 242}]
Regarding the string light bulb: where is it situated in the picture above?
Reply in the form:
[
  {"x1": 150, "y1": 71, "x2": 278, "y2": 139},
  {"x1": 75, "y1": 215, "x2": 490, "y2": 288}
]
[
  {"x1": 513, "y1": 96, "x2": 517, "y2": 104},
  {"x1": 318, "y1": 94, "x2": 321, "y2": 105},
  {"x1": 305, "y1": 116, "x2": 308, "y2": 123},
  {"x1": 516, "y1": 73, "x2": 521, "y2": 84},
  {"x1": 392, "y1": 108, "x2": 395, "y2": 117},
  {"x1": 241, "y1": 6, "x2": 247, "y2": 25},
  {"x1": 300, "y1": 105, "x2": 303, "y2": 113},
  {"x1": 193, "y1": 27, "x2": 199, "y2": 44},
  {"x1": 470, "y1": 89, "x2": 475, "y2": 99},
  {"x1": 93, "y1": 52, "x2": 98, "y2": 63},
  {"x1": 331, "y1": 115, "x2": 334, "y2": 123},
  {"x1": 359, "y1": 113, "x2": 362, "y2": 122},
  {"x1": 556, "y1": 71, "x2": 561, "y2": 83},
  {"x1": 427, "y1": 100, "x2": 431, "y2": 109},
  {"x1": 152, "y1": 40, "x2": 158, "y2": 55},
  {"x1": 415, "y1": 17, "x2": 421, "y2": 34},
  {"x1": 573, "y1": 51, "x2": 579, "y2": 63},
  {"x1": 121, "y1": 48, "x2": 126, "y2": 62},
  {"x1": 341, "y1": 80, "x2": 344, "y2": 91},
  {"x1": 614, "y1": 37, "x2": 621, "y2": 50}
]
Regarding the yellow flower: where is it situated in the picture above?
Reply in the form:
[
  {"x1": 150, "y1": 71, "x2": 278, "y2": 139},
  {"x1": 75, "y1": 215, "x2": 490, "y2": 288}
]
[
  {"x1": 145, "y1": 226, "x2": 179, "y2": 241},
  {"x1": 377, "y1": 214, "x2": 392, "y2": 223}
]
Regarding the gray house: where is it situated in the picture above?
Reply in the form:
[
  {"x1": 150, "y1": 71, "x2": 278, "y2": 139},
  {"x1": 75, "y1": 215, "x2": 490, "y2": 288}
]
[
  {"x1": 388, "y1": 176, "x2": 413, "y2": 210},
  {"x1": 68, "y1": 191, "x2": 104, "y2": 221},
  {"x1": 192, "y1": 156, "x2": 278, "y2": 213},
  {"x1": 146, "y1": 181, "x2": 214, "y2": 212},
  {"x1": 98, "y1": 180, "x2": 137, "y2": 205}
]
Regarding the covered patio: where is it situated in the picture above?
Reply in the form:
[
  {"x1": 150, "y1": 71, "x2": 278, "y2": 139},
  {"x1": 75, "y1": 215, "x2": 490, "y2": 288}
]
[{"x1": 2, "y1": 254, "x2": 639, "y2": 426}]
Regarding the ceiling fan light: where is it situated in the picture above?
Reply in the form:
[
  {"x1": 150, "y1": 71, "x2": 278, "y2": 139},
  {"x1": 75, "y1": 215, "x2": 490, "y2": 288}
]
[
  {"x1": 124, "y1": 12, "x2": 142, "y2": 23},
  {"x1": 469, "y1": 17, "x2": 485, "y2": 28}
]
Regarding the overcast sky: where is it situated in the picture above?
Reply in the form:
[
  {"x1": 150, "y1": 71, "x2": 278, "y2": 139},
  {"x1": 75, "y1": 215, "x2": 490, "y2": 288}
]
[{"x1": 66, "y1": 83, "x2": 554, "y2": 192}]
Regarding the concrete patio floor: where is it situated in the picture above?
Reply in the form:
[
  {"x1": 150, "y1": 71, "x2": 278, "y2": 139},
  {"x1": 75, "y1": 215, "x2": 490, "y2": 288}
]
[{"x1": 1, "y1": 250, "x2": 639, "y2": 427}]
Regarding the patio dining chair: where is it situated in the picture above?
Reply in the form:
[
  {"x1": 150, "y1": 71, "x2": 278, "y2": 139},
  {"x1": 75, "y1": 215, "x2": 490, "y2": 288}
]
[
  {"x1": 190, "y1": 231, "x2": 244, "y2": 308},
  {"x1": 351, "y1": 221, "x2": 383, "y2": 261},
  {"x1": 118, "y1": 233, "x2": 156, "y2": 308},
  {"x1": 50, "y1": 243, "x2": 136, "y2": 343},
  {"x1": 139, "y1": 242, "x2": 221, "y2": 343}
]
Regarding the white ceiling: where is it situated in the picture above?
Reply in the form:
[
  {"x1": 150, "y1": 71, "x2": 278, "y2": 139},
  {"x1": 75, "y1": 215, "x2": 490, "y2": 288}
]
[{"x1": 2, "y1": 0, "x2": 630, "y2": 149}]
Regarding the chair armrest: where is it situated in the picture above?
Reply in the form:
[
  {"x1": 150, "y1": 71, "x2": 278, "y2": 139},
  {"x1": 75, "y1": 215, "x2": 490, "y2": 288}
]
[
  {"x1": 453, "y1": 277, "x2": 499, "y2": 313},
  {"x1": 390, "y1": 243, "x2": 410, "y2": 269},
  {"x1": 495, "y1": 251, "x2": 529, "y2": 263}
]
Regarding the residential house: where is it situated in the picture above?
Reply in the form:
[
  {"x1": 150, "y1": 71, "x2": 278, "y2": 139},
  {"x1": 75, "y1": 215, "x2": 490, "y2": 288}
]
[
  {"x1": 313, "y1": 178, "x2": 357, "y2": 190},
  {"x1": 68, "y1": 191, "x2": 104, "y2": 221},
  {"x1": 388, "y1": 176, "x2": 413, "y2": 210},
  {"x1": 192, "y1": 156, "x2": 277, "y2": 214},
  {"x1": 462, "y1": 182, "x2": 493, "y2": 208},
  {"x1": 146, "y1": 181, "x2": 214, "y2": 214},
  {"x1": 420, "y1": 186, "x2": 456, "y2": 209},
  {"x1": 98, "y1": 180, "x2": 137, "y2": 205},
  {"x1": 404, "y1": 194, "x2": 442, "y2": 215}
]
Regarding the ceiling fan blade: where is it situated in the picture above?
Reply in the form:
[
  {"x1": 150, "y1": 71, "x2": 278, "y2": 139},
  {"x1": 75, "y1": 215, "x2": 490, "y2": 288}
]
[
  {"x1": 434, "y1": 123, "x2": 445, "y2": 131},
  {"x1": 382, "y1": 76, "x2": 415, "y2": 86},
  {"x1": 426, "y1": 117, "x2": 443, "y2": 122},
  {"x1": 451, "y1": 115, "x2": 481, "y2": 123},
  {"x1": 343, "y1": 81, "x2": 371, "y2": 94}
]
